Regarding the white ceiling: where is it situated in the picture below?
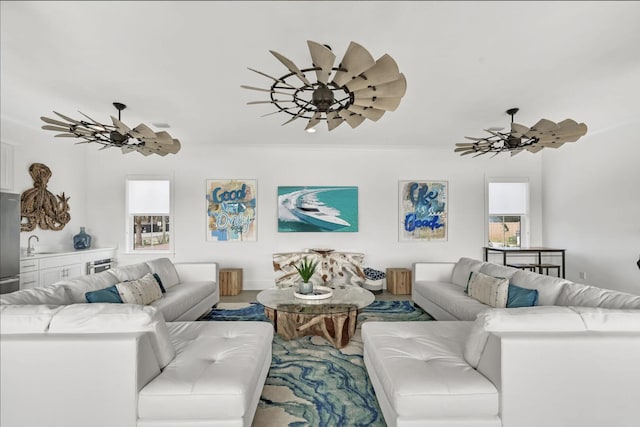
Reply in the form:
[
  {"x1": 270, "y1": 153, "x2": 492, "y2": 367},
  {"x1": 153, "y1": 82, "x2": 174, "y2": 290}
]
[{"x1": 2, "y1": 1, "x2": 640, "y2": 150}]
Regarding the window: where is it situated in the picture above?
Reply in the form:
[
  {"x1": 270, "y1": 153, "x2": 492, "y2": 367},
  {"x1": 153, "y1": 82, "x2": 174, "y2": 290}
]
[
  {"x1": 487, "y1": 180, "x2": 529, "y2": 248},
  {"x1": 126, "y1": 177, "x2": 172, "y2": 253}
]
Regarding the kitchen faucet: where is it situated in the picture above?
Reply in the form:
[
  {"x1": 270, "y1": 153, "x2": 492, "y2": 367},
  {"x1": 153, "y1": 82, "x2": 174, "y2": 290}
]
[{"x1": 27, "y1": 235, "x2": 39, "y2": 255}]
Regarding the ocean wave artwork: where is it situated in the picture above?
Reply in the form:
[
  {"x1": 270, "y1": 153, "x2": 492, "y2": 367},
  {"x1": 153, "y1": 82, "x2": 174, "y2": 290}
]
[{"x1": 278, "y1": 186, "x2": 358, "y2": 232}]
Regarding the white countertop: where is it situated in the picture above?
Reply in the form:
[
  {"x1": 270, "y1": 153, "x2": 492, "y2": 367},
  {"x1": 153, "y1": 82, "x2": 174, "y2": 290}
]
[{"x1": 21, "y1": 247, "x2": 117, "y2": 260}]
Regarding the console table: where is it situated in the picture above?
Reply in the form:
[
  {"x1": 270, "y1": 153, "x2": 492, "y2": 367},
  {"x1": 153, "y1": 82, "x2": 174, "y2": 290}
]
[{"x1": 483, "y1": 246, "x2": 566, "y2": 278}]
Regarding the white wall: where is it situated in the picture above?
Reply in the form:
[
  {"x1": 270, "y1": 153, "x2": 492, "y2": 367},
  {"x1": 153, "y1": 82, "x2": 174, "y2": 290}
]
[
  {"x1": 542, "y1": 122, "x2": 640, "y2": 295},
  {"x1": 83, "y1": 143, "x2": 543, "y2": 290},
  {"x1": 1, "y1": 118, "x2": 89, "y2": 253}
]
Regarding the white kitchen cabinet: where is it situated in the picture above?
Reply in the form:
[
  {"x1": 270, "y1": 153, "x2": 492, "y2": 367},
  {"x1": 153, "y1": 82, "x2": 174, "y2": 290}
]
[{"x1": 20, "y1": 248, "x2": 116, "y2": 289}]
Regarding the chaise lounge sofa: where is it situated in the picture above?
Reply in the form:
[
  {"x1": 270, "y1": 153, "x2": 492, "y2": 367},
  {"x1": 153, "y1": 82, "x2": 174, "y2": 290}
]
[
  {"x1": 1, "y1": 258, "x2": 273, "y2": 427},
  {"x1": 363, "y1": 257, "x2": 640, "y2": 427}
]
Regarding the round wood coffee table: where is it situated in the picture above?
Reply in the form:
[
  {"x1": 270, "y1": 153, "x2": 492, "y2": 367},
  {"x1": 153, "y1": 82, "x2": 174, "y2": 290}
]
[{"x1": 257, "y1": 285, "x2": 375, "y2": 348}]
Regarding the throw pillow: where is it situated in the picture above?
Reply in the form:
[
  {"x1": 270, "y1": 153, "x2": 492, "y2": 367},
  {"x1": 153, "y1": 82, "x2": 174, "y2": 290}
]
[
  {"x1": 115, "y1": 273, "x2": 163, "y2": 305},
  {"x1": 152, "y1": 273, "x2": 166, "y2": 293},
  {"x1": 507, "y1": 284, "x2": 539, "y2": 308},
  {"x1": 467, "y1": 271, "x2": 509, "y2": 308},
  {"x1": 85, "y1": 285, "x2": 123, "y2": 303}
]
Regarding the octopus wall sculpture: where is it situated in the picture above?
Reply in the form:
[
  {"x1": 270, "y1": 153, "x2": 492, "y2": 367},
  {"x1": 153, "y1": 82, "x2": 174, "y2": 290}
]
[{"x1": 20, "y1": 163, "x2": 71, "y2": 232}]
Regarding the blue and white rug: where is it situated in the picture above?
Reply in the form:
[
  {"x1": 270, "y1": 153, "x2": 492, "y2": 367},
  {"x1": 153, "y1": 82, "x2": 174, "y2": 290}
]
[{"x1": 202, "y1": 300, "x2": 433, "y2": 427}]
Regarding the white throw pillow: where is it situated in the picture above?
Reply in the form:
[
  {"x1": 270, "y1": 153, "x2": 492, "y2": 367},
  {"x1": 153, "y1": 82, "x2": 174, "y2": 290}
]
[
  {"x1": 0, "y1": 305, "x2": 65, "y2": 333},
  {"x1": 467, "y1": 271, "x2": 509, "y2": 308},
  {"x1": 146, "y1": 258, "x2": 180, "y2": 288},
  {"x1": 116, "y1": 273, "x2": 163, "y2": 305},
  {"x1": 464, "y1": 306, "x2": 586, "y2": 368},
  {"x1": 49, "y1": 303, "x2": 175, "y2": 368}
]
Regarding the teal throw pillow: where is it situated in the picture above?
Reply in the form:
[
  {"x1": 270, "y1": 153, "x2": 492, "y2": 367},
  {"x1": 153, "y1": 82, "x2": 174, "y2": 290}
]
[
  {"x1": 153, "y1": 273, "x2": 166, "y2": 293},
  {"x1": 85, "y1": 285, "x2": 123, "y2": 303},
  {"x1": 507, "y1": 284, "x2": 539, "y2": 308}
]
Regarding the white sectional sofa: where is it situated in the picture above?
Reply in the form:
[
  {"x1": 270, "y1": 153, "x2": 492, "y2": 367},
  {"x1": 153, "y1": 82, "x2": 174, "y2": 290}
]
[
  {"x1": 1, "y1": 258, "x2": 273, "y2": 427},
  {"x1": 412, "y1": 257, "x2": 640, "y2": 320},
  {"x1": 0, "y1": 258, "x2": 220, "y2": 321},
  {"x1": 363, "y1": 257, "x2": 640, "y2": 427}
]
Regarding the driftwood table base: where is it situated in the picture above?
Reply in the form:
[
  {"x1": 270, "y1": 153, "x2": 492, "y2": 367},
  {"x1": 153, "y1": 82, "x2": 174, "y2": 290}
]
[{"x1": 264, "y1": 304, "x2": 359, "y2": 348}]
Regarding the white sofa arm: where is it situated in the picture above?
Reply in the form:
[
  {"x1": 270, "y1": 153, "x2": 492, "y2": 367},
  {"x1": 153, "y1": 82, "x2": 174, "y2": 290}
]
[
  {"x1": 174, "y1": 262, "x2": 218, "y2": 284},
  {"x1": 478, "y1": 331, "x2": 640, "y2": 427},
  {"x1": 1, "y1": 332, "x2": 160, "y2": 427},
  {"x1": 412, "y1": 262, "x2": 456, "y2": 283}
]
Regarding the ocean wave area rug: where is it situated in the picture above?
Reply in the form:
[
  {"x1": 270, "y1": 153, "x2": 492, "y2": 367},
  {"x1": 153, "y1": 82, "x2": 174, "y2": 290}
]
[{"x1": 201, "y1": 300, "x2": 433, "y2": 427}]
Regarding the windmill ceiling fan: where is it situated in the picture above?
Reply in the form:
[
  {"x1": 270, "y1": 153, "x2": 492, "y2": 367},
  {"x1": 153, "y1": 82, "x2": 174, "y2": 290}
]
[
  {"x1": 40, "y1": 102, "x2": 181, "y2": 157},
  {"x1": 456, "y1": 108, "x2": 587, "y2": 157},
  {"x1": 241, "y1": 40, "x2": 407, "y2": 131}
]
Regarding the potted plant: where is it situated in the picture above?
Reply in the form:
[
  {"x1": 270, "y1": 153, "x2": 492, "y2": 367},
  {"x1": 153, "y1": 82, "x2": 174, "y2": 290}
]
[{"x1": 294, "y1": 258, "x2": 318, "y2": 294}]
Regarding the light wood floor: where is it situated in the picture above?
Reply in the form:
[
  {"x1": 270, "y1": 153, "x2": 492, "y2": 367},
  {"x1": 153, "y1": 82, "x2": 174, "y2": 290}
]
[{"x1": 220, "y1": 290, "x2": 411, "y2": 303}]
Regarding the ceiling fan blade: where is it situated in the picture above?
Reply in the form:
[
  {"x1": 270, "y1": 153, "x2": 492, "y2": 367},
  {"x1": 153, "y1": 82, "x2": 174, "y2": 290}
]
[
  {"x1": 130, "y1": 123, "x2": 157, "y2": 139},
  {"x1": 352, "y1": 74, "x2": 407, "y2": 98},
  {"x1": 510, "y1": 149, "x2": 525, "y2": 157},
  {"x1": 281, "y1": 109, "x2": 306, "y2": 126},
  {"x1": 41, "y1": 116, "x2": 73, "y2": 127},
  {"x1": 111, "y1": 116, "x2": 131, "y2": 134},
  {"x1": 53, "y1": 111, "x2": 82, "y2": 124},
  {"x1": 78, "y1": 111, "x2": 107, "y2": 129},
  {"x1": 338, "y1": 109, "x2": 366, "y2": 128},
  {"x1": 247, "y1": 67, "x2": 297, "y2": 89},
  {"x1": 247, "y1": 100, "x2": 294, "y2": 105},
  {"x1": 346, "y1": 105, "x2": 385, "y2": 121},
  {"x1": 525, "y1": 119, "x2": 559, "y2": 138},
  {"x1": 526, "y1": 144, "x2": 545, "y2": 153},
  {"x1": 121, "y1": 146, "x2": 137, "y2": 154},
  {"x1": 240, "y1": 85, "x2": 293, "y2": 97},
  {"x1": 305, "y1": 112, "x2": 322, "y2": 131},
  {"x1": 345, "y1": 54, "x2": 401, "y2": 92},
  {"x1": 269, "y1": 50, "x2": 311, "y2": 86},
  {"x1": 510, "y1": 123, "x2": 530, "y2": 138},
  {"x1": 326, "y1": 112, "x2": 344, "y2": 131},
  {"x1": 54, "y1": 133, "x2": 81, "y2": 138},
  {"x1": 331, "y1": 42, "x2": 375, "y2": 88},
  {"x1": 464, "y1": 136, "x2": 486, "y2": 141},
  {"x1": 42, "y1": 124, "x2": 72, "y2": 133},
  {"x1": 353, "y1": 96, "x2": 402, "y2": 111},
  {"x1": 307, "y1": 41, "x2": 336, "y2": 85}
]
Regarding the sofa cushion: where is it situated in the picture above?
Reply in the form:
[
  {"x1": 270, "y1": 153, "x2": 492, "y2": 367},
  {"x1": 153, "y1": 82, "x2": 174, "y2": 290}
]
[
  {"x1": 510, "y1": 270, "x2": 570, "y2": 306},
  {"x1": 0, "y1": 284, "x2": 72, "y2": 306},
  {"x1": 150, "y1": 281, "x2": 215, "y2": 321},
  {"x1": 107, "y1": 262, "x2": 152, "y2": 282},
  {"x1": 61, "y1": 270, "x2": 120, "y2": 303},
  {"x1": 362, "y1": 321, "x2": 498, "y2": 418},
  {"x1": 115, "y1": 273, "x2": 163, "y2": 305},
  {"x1": 146, "y1": 258, "x2": 180, "y2": 289},
  {"x1": 506, "y1": 284, "x2": 538, "y2": 308},
  {"x1": 570, "y1": 306, "x2": 640, "y2": 330},
  {"x1": 414, "y1": 280, "x2": 491, "y2": 321},
  {"x1": 451, "y1": 257, "x2": 486, "y2": 288},
  {"x1": 48, "y1": 304, "x2": 175, "y2": 368},
  {"x1": 85, "y1": 285, "x2": 123, "y2": 303},
  {"x1": 0, "y1": 305, "x2": 65, "y2": 333},
  {"x1": 479, "y1": 263, "x2": 518, "y2": 281},
  {"x1": 467, "y1": 272, "x2": 509, "y2": 308},
  {"x1": 138, "y1": 321, "x2": 273, "y2": 420},
  {"x1": 464, "y1": 306, "x2": 586, "y2": 368},
  {"x1": 556, "y1": 282, "x2": 640, "y2": 309}
]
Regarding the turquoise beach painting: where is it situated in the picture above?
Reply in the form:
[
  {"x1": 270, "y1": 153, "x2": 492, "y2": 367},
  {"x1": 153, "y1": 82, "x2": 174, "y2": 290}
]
[{"x1": 278, "y1": 186, "x2": 358, "y2": 232}]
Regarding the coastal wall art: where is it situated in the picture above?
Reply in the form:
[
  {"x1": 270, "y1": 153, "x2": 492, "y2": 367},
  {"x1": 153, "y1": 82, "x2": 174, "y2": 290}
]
[
  {"x1": 277, "y1": 186, "x2": 358, "y2": 232},
  {"x1": 206, "y1": 179, "x2": 257, "y2": 241},
  {"x1": 399, "y1": 180, "x2": 448, "y2": 241}
]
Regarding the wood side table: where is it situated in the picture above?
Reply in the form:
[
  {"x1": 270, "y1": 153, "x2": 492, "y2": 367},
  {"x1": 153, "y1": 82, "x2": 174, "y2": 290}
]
[
  {"x1": 219, "y1": 268, "x2": 243, "y2": 296},
  {"x1": 386, "y1": 268, "x2": 412, "y2": 295}
]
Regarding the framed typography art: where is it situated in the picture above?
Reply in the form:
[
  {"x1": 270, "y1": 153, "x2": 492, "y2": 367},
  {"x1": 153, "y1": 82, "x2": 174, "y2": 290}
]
[
  {"x1": 399, "y1": 180, "x2": 448, "y2": 241},
  {"x1": 277, "y1": 186, "x2": 358, "y2": 232},
  {"x1": 206, "y1": 179, "x2": 257, "y2": 242}
]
